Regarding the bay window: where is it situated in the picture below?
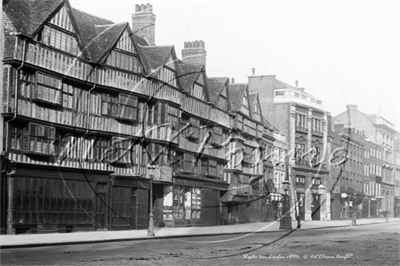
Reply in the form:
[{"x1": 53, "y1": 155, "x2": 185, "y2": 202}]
[
  {"x1": 187, "y1": 117, "x2": 200, "y2": 140},
  {"x1": 101, "y1": 93, "x2": 138, "y2": 122},
  {"x1": 34, "y1": 72, "x2": 62, "y2": 106},
  {"x1": 13, "y1": 123, "x2": 56, "y2": 155}
]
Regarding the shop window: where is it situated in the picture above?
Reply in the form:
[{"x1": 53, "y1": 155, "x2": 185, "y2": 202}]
[
  {"x1": 296, "y1": 176, "x2": 306, "y2": 187},
  {"x1": 172, "y1": 185, "x2": 201, "y2": 220}
]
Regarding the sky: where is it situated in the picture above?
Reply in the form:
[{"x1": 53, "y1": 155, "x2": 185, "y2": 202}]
[{"x1": 69, "y1": 0, "x2": 400, "y2": 131}]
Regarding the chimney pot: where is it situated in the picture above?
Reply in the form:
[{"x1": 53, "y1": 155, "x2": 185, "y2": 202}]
[
  {"x1": 135, "y1": 4, "x2": 140, "y2": 12},
  {"x1": 182, "y1": 40, "x2": 207, "y2": 66},
  {"x1": 346, "y1": 104, "x2": 358, "y2": 110},
  {"x1": 231, "y1": 78, "x2": 235, "y2": 84},
  {"x1": 200, "y1": 40, "x2": 205, "y2": 48},
  {"x1": 141, "y1": 4, "x2": 146, "y2": 11},
  {"x1": 295, "y1": 80, "x2": 298, "y2": 87}
]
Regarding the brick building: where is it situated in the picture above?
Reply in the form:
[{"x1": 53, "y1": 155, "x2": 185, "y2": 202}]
[
  {"x1": 333, "y1": 105, "x2": 399, "y2": 217},
  {"x1": 248, "y1": 75, "x2": 329, "y2": 221}
]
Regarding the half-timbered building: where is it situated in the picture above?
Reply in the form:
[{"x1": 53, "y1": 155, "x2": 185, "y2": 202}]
[
  {"x1": 1, "y1": 0, "x2": 185, "y2": 234},
  {"x1": 221, "y1": 83, "x2": 266, "y2": 223}
]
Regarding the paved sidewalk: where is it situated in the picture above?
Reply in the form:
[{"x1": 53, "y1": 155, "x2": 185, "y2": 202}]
[{"x1": 1, "y1": 218, "x2": 399, "y2": 249}]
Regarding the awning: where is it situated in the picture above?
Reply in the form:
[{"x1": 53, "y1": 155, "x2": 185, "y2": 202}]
[{"x1": 220, "y1": 191, "x2": 251, "y2": 203}]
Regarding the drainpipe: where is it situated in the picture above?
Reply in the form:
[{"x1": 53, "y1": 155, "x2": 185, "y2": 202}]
[
  {"x1": 84, "y1": 81, "x2": 96, "y2": 137},
  {"x1": 5, "y1": 38, "x2": 26, "y2": 153},
  {"x1": 10, "y1": 39, "x2": 26, "y2": 122}
]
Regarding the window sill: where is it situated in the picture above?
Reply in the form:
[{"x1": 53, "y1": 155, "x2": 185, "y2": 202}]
[
  {"x1": 114, "y1": 116, "x2": 138, "y2": 124},
  {"x1": 32, "y1": 98, "x2": 62, "y2": 109}
]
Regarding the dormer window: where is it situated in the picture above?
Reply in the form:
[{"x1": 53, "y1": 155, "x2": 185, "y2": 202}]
[{"x1": 41, "y1": 25, "x2": 80, "y2": 56}]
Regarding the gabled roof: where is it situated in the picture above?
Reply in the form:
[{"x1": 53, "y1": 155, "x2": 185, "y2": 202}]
[
  {"x1": 4, "y1": 0, "x2": 64, "y2": 36},
  {"x1": 228, "y1": 83, "x2": 248, "y2": 112},
  {"x1": 138, "y1": 45, "x2": 174, "y2": 76},
  {"x1": 177, "y1": 61, "x2": 206, "y2": 94},
  {"x1": 207, "y1": 77, "x2": 229, "y2": 105},
  {"x1": 71, "y1": 7, "x2": 126, "y2": 63},
  {"x1": 133, "y1": 35, "x2": 149, "y2": 46}
]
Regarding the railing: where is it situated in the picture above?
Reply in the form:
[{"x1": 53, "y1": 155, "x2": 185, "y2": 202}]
[
  {"x1": 296, "y1": 126, "x2": 308, "y2": 133},
  {"x1": 312, "y1": 130, "x2": 324, "y2": 136}
]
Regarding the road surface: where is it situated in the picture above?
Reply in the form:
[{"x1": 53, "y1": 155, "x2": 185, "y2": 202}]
[{"x1": 1, "y1": 222, "x2": 399, "y2": 265}]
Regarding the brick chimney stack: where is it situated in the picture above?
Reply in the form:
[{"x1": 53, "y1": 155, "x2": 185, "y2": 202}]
[
  {"x1": 131, "y1": 3, "x2": 156, "y2": 46},
  {"x1": 181, "y1": 40, "x2": 206, "y2": 67},
  {"x1": 346, "y1": 104, "x2": 358, "y2": 127}
]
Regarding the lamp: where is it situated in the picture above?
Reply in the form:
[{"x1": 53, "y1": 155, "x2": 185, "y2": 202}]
[
  {"x1": 282, "y1": 180, "x2": 290, "y2": 192},
  {"x1": 147, "y1": 164, "x2": 156, "y2": 236},
  {"x1": 318, "y1": 184, "x2": 325, "y2": 195}
]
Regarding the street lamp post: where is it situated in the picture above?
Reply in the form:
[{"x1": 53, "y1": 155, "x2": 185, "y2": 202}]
[
  {"x1": 352, "y1": 192, "x2": 357, "y2": 226},
  {"x1": 280, "y1": 179, "x2": 292, "y2": 229},
  {"x1": 147, "y1": 164, "x2": 156, "y2": 236}
]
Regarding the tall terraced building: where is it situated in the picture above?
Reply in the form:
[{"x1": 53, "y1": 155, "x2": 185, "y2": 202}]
[{"x1": 248, "y1": 75, "x2": 330, "y2": 221}]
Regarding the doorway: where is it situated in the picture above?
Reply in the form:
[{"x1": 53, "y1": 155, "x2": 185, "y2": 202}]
[
  {"x1": 312, "y1": 194, "x2": 321, "y2": 220},
  {"x1": 297, "y1": 193, "x2": 305, "y2": 220},
  {"x1": 95, "y1": 183, "x2": 108, "y2": 230}
]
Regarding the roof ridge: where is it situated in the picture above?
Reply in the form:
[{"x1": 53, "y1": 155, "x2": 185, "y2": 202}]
[{"x1": 71, "y1": 6, "x2": 114, "y2": 24}]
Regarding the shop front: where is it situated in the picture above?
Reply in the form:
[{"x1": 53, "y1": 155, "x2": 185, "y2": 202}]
[
  {"x1": 164, "y1": 174, "x2": 228, "y2": 227},
  {"x1": 110, "y1": 175, "x2": 150, "y2": 230},
  {"x1": 5, "y1": 162, "x2": 113, "y2": 234}
]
